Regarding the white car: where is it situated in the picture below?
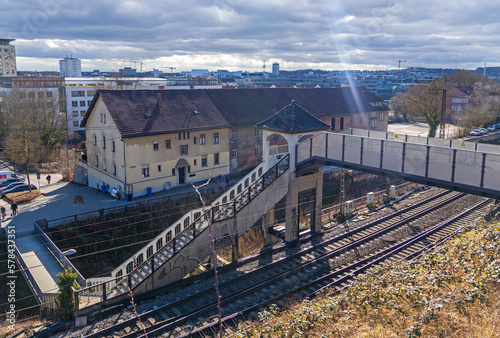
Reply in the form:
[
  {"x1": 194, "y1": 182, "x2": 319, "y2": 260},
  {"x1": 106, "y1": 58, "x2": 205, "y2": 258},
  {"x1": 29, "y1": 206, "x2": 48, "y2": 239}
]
[{"x1": 470, "y1": 129, "x2": 481, "y2": 136}]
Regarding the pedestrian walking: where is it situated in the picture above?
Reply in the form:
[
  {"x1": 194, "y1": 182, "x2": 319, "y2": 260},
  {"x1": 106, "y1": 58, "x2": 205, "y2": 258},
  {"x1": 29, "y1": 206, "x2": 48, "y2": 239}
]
[
  {"x1": 11, "y1": 202, "x2": 18, "y2": 217},
  {"x1": 46, "y1": 174, "x2": 51, "y2": 185},
  {"x1": 1, "y1": 205, "x2": 5, "y2": 220}
]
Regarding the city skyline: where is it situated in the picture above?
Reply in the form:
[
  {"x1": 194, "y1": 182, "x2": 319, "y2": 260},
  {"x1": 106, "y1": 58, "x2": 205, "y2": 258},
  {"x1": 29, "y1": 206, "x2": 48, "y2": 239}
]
[{"x1": 1, "y1": 0, "x2": 500, "y2": 73}]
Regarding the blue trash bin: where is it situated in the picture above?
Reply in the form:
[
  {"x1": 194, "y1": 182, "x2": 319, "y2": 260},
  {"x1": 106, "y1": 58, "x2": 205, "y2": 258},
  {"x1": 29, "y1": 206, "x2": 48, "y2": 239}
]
[
  {"x1": 101, "y1": 185, "x2": 107, "y2": 194},
  {"x1": 146, "y1": 187, "x2": 152, "y2": 196}
]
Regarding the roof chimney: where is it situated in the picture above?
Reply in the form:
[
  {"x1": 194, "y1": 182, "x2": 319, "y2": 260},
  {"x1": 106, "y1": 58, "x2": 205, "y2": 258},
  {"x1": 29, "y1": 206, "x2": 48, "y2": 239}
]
[{"x1": 156, "y1": 93, "x2": 163, "y2": 108}]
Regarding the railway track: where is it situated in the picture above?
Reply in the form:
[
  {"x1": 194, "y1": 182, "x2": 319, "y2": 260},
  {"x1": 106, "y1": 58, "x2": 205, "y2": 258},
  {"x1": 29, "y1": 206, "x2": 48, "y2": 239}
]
[
  {"x1": 81, "y1": 190, "x2": 489, "y2": 338},
  {"x1": 178, "y1": 198, "x2": 493, "y2": 337}
]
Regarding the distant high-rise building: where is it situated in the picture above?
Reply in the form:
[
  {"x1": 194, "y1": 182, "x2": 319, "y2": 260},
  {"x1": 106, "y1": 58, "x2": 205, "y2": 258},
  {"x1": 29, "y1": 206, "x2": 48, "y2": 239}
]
[
  {"x1": 0, "y1": 39, "x2": 17, "y2": 76},
  {"x1": 59, "y1": 56, "x2": 82, "y2": 77},
  {"x1": 272, "y1": 63, "x2": 280, "y2": 77}
]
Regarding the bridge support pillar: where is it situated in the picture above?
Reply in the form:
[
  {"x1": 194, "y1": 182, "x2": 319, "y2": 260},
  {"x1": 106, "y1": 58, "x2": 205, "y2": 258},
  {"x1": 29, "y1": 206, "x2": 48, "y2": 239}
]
[
  {"x1": 285, "y1": 169, "x2": 323, "y2": 242},
  {"x1": 310, "y1": 170, "x2": 323, "y2": 234},
  {"x1": 262, "y1": 206, "x2": 274, "y2": 244}
]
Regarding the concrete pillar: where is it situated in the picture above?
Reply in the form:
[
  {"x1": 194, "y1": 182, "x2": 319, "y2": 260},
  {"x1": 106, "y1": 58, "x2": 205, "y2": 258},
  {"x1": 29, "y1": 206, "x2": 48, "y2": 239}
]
[
  {"x1": 262, "y1": 206, "x2": 274, "y2": 244},
  {"x1": 313, "y1": 170, "x2": 323, "y2": 233},
  {"x1": 285, "y1": 178, "x2": 299, "y2": 242}
]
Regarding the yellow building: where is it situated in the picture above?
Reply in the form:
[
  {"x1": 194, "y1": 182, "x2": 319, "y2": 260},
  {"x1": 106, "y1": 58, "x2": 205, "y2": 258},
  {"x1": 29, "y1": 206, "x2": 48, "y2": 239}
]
[{"x1": 81, "y1": 90, "x2": 231, "y2": 198}]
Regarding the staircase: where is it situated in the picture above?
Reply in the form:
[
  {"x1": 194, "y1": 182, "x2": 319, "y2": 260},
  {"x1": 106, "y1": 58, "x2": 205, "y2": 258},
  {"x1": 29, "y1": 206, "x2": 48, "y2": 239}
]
[{"x1": 76, "y1": 155, "x2": 290, "y2": 310}]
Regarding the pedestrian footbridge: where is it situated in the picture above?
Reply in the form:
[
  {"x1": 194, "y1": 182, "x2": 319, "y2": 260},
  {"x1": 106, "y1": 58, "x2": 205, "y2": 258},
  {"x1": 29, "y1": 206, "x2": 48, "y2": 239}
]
[
  {"x1": 73, "y1": 128, "x2": 500, "y2": 316},
  {"x1": 296, "y1": 129, "x2": 500, "y2": 199}
]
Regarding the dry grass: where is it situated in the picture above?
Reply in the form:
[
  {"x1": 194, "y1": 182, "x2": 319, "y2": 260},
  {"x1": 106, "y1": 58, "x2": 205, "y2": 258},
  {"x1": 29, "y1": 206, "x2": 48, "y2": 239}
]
[
  {"x1": 4, "y1": 190, "x2": 42, "y2": 204},
  {"x1": 218, "y1": 227, "x2": 266, "y2": 261},
  {"x1": 237, "y1": 218, "x2": 500, "y2": 338}
]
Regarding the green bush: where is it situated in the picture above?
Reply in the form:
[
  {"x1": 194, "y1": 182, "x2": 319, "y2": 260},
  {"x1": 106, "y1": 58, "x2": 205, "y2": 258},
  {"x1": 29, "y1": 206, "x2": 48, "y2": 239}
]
[{"x1": 55, "y1": 268, "x2": 80, "y2": 320}]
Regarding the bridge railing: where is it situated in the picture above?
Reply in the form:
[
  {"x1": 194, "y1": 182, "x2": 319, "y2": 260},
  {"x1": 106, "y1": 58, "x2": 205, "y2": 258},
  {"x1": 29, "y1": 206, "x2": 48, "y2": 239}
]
[{"x1": 297, "y1": 131, "x2": 500, "y2": 198}]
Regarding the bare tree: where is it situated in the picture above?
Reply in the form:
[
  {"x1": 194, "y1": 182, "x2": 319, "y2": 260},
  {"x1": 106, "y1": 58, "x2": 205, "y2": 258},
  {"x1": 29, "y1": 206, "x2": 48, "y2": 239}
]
[
  {"x1": 458, "y1": 82, "x2": 500, "y2": 129},
  {"x1": 394, "y1": 79, "x2": 445, "y2": 137},
  {"x1": 446, "y1": 70, "x2": 489, "y2": 87},
  {"x1": 0, "y1": 87, "x2": 65, "y2": 188}
]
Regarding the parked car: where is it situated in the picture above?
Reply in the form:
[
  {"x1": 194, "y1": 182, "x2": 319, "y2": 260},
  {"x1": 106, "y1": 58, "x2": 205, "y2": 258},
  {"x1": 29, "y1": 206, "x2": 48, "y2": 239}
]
[
  {"x1": 479, "y1": 128, "x2": 488, "y2": 134},
  {"x1": 487, "y1": 125, "x2": 496, "y2": 131},
  {"x1": 470, "y1": 129, "x2": 481, "y2": 136},
  {"x1": 0, "y1": 184, "x2": 37, "y2": 197},
  {"x1": 0, "y1": 177, "x2": 25, "y2": 187},
  {"x1": 0, "y1": 182, "x2": 25, "y2": 192}
]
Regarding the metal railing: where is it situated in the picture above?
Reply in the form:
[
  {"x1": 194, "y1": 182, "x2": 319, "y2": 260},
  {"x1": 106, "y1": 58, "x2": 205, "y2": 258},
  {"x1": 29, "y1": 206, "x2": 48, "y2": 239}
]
[
  {"x1": 75, "y1": 154, "x2": 290, "y2": 309},
  {"x1": 33, "y1": 221, "x2": 86, "y2": 287}
]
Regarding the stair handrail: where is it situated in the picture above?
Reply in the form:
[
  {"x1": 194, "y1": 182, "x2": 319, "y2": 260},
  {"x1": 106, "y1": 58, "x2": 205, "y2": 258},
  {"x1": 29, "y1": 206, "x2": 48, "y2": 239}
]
[
  {"x1": 76, "y1": 155, "x2": 289, "y2": 304},
  {"x1": 111, "y1": 163, "x2": 265, "y2": 277}
]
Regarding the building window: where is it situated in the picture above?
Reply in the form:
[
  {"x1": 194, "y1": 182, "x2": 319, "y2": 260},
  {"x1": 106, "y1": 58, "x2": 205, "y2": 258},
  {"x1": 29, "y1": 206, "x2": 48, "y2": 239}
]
[
  {"x1": 371, "y1": 120, "x2": 377, "y2": 128},
  {"x1": 188, "y1": 166, "x2": 191, "y2": 173},
  {"x1": 102, "y1": 159, "x2": 107, "y2": 171},
  {"x1": 87, "y1": 90, "x2": 95, "y2": 96},
  {"x1": 46, "y1": 91, "x2": 53, "y2": 97},
  {"x1": 166, "y1": 231, "x2": 172, "y2": 242},
  {"x1": 87, "y1": 100, "x2": 92, "y2": 106},
  {"x1": 142, "y1": 166, "x2": 150, "y2": 177},
  {"x1": 103, "y1": 114, "x2": 106, "y2": 123},
  {"x1": 201, "y1": 156, "x2": 208, "y2": 167},
  {"x1": 93, "y1": 134, "x2": 97, "y2": 145},
  {"x1": 113, "y1": 163, "x2": 116, "y2": 175},
  {"x1": 80, "y1": 110, "x2": 86, "y2": 116},
  {"x1": 254, "y1": 146, "x2": 260, "y2": 156},
  {"x1": 73, "y1": 121, "x2": 79, "y2": 127},
  {"x1": 95, "y1": 155, "x2": 98, "y2": 167},
  {"x1": 112, "y1": 141, "x2": 115, "y2": 152},
  {"x1": 180, "y1": 145, "x2": 189, "y2": 155},
  {"x1": 200, "y1": 134, "x2": 206, "y2": 145},
  {"x1": 158, "y1": 165, "x2": 162, "y2": 172},
  {"x1": 232, "y1": 149, "x2": 237, "y2": 158},
  {"x1": 153, "y1": 142, "x2": 159, "y2": 151},
  {"x1": 193, "y1": 136, "x2": 197, "y2": 144},
  {"x1": 72, "y1": 101, "x2": 78, "y2": 107},
  {"x1": 72, "y1": 111, "x2": 78, "y2": 117},
  {"x1": 340, "y1": 117, "x2": 344, "y2": 130},
  {"x1": 254, "y1": 127, "x2": 259, "y2": 137},
  {"x1": 172, "y1": 168, "x2": 175, "y2": 176},
  {"x1": 165, "y1": 139, "x2": 171, "y2": 149},
  {"x1": 80, "y1": 101, "x2": 85, "y2": 107},
  {"x1": 331, "y1": 118, "x2": 335, "y2": 130},
  {"x1": 103, "y1": 136, "x2": 106, "y2": 148},
  {"x1": 232, "y1": 129, "x2": 237, "y2": 139},
  {"x1": 380, "y1": 113, "x2": 384, "y2": 121},
  {"x1": 100, "y1": 113, "x2": 103, "y2": 122},
  {"x1": 146, "y1": 246, "x2": 153, "y2": 258},
  {"x1": 359, "y1": 115, "x2": 363, "y2": 123},
  {"x1": 213, "y1": 132, "x2": 220, "y2": 144},
  {"x1": 214, "y1": 153, "x2": 220, "y2": 165},
  {"x1": 71, "y1": 91, "x2": 85, "y2": 97},
  {"x1": 178, "y1": 132, "x2": 181, "y2": 139},
  {"x1": 194, "y1": 159, "x2": 197, "y2": 166}
]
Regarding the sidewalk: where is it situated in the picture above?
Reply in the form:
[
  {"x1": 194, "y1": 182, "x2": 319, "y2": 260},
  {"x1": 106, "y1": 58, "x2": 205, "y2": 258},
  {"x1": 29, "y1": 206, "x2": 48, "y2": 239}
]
[{"x1": 1, "y1": 170, "x2": 249, "y2": 297}]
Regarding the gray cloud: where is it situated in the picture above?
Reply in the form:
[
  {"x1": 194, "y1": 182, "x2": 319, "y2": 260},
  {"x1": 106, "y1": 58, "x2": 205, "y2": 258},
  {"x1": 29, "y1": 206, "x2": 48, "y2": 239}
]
[{"x1": 1, "y1": 0, "x2": 499, "y2": 72}]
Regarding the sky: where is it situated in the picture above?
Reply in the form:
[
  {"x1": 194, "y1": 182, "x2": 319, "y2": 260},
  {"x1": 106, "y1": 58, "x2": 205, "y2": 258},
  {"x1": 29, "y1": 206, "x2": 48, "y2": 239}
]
[{"x1": 1, "y1": 0, "x2": 500, "y2": 73}]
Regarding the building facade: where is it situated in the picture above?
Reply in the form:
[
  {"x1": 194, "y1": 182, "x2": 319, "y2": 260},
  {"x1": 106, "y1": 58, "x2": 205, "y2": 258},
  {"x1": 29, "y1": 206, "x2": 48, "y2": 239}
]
[
  {"x1": 81, "y1": 90, "x2": 231, "y2": 198},
  {"x1": 59, "y1": 56, "x2": 82, "y2": 77},
  {"x1": 0, "y1": 39, "x2": 17, "y2": 76}
]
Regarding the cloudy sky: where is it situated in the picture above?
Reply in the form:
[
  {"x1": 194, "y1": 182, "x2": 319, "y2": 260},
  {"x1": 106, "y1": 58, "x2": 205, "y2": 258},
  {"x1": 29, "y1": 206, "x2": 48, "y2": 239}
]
[{"x1": 2, "y1": 0, "x2": 499, "y2": 73}]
